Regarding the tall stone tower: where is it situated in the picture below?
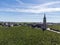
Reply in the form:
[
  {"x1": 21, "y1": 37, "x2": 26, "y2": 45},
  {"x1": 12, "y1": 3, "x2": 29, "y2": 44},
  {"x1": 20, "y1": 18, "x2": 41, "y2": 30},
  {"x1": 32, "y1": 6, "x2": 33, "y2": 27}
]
[{"x1": 42, "y1": 14, "x2": 47, "y2": 30}]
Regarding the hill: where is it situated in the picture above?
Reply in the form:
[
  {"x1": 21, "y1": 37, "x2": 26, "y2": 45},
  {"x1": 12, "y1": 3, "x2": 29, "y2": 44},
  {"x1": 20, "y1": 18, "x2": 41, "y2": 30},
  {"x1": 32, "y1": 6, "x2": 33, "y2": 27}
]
[{"x1": 0, "y1": 26, "x2": 60, "y2": 45}]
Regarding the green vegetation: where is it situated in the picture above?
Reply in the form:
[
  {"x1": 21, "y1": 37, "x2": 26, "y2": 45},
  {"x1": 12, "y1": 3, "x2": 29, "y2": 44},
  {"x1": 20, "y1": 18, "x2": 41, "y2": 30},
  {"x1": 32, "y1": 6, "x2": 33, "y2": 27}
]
[
  {"x1": 0, "y1": 25, "x2": 60, "y2": 45},
  {"x1": 48, "y1": 24, "x2": 60, "y2": 30}
]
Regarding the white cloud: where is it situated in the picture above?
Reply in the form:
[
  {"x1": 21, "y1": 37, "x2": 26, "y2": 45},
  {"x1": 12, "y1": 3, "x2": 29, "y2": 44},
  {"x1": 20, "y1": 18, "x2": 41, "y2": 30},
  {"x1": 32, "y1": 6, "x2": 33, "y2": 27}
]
[
  {"x1": 16, "y1": 0, "x2": 24, "y2": 4},
  {"x1": 29, "y1": 1, "x2": 60, "y2": 9},
  {"x1": 15, "y1": 8, "x2": 60, "y2": 13},
  {"x1": 0, "y1": 8, "x2": 60, "y2": 13},
  {"x1": 0, "y1": 1, "x2": 60, "y2": 13}
]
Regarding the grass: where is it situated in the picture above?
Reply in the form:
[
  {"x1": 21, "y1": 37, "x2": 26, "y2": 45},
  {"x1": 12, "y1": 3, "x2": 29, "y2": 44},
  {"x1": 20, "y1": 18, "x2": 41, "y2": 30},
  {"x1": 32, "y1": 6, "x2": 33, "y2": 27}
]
[
  {"x1": 48, "y1": 24, "x2": 60, "y2": 30},
  {"x1": 0, "y1": 25, "x2": 60, "y2": 45}
]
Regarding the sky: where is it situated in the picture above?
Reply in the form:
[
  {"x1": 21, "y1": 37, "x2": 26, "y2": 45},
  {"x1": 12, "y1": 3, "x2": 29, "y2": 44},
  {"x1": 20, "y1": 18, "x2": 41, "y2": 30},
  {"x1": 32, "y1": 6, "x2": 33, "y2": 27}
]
[{"x1": 0, "y1": 0, "x2": 60, "y2": 23}]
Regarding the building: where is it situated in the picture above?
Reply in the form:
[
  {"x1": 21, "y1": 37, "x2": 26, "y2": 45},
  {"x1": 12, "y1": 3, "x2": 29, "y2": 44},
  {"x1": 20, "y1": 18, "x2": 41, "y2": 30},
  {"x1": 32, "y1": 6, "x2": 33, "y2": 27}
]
[
  {"x1": 42, "y1": 14, "x2": 47, "y2": 30},
  {"x1": 2, "y1": 22, "x2": 14, "y2": 27},
  {"x1": 28, "y1": 13, "x2": 47, "y2": 31}
]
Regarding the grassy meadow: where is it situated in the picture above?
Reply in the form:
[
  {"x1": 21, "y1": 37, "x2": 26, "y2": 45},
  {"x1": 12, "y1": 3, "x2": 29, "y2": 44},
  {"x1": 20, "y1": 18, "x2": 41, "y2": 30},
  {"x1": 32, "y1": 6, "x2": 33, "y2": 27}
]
[
  {"x1": 48, "y1": 24, "x2": 60, "y2": 30},
  {"x1": 0, "y1": 25, "x2": 60, "y2": 45}
]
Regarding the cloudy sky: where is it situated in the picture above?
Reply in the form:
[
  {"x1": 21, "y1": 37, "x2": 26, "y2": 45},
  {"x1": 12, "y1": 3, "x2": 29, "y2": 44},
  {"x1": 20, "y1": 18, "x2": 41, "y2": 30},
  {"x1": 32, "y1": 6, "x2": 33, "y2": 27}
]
[{"x1": 0, "y1": 0, "x2": 60, "y2": 23}]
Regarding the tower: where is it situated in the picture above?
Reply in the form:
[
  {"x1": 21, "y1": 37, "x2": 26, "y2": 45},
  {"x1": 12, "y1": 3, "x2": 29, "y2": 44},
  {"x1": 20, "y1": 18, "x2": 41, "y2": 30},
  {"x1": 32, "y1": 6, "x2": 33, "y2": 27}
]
[{"x1": 42, "y1": 13, "x2": 47, "y2": 30}]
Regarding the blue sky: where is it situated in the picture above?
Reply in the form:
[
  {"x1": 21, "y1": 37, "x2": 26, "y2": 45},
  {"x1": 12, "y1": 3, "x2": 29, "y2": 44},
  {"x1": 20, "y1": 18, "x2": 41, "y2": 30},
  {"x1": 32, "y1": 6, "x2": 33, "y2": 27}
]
[{"x1": 0, "y1": 0, "x2": 60, "y2": 23}]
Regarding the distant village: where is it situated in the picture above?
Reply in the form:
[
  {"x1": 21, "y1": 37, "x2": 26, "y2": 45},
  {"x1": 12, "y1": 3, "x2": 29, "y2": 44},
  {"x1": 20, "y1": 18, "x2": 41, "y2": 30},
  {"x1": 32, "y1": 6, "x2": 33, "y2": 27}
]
[{"x1": 0, "y1": 14, "x2": 60, "y2": 31}]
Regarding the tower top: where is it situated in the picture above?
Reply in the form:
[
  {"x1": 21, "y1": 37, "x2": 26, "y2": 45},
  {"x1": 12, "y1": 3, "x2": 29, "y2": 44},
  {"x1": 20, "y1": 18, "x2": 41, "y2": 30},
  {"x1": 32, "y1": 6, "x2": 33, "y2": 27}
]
[
  {"x1": 44, "y1": 13, "x2": 46, "y2": 19},
  {"x1": 42, "y1": 13, "x2": 47, "y2": 30},
  {"x1": 43, "y1": 13, "x2": 46, "y2": 23}
]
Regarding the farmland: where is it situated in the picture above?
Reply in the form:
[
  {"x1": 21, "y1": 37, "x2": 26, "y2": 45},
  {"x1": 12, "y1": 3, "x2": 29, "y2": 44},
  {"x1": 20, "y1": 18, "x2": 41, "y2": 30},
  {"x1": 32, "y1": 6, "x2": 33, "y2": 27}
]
[{"x1": 0, "y1": 25, "x2": 60, "y2": 45}]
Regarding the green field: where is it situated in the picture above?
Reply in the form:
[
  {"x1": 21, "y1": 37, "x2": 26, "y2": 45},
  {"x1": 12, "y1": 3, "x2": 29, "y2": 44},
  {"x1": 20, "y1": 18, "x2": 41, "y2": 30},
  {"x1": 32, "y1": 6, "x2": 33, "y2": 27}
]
[
  {"x1": 0, "y1": 25, "x2": 60, "y2": 45},
  {"x1": 48, "y1": 24, "x2": 60, "y2": 30}
]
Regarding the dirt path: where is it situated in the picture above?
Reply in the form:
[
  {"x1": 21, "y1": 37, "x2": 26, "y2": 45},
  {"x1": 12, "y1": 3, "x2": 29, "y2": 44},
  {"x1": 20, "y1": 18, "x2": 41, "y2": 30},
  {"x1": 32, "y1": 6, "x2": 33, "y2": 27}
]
[{"x1": 47, "y1": 28, "x2": 60, "y2": 34}]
